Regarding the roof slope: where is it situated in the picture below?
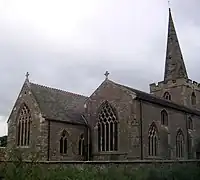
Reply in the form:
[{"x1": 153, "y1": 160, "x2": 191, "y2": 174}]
[
  {"x1": 30, "y1": 82, "x2": 88, "y2": 124},
  {"x1": 111, "y1": 80, "x2": 200, "y2": 116}
]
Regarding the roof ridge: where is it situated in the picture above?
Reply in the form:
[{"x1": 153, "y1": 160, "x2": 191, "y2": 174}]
[
  {"x1": 111, "y1": 80, "x2": 200, "y2": 115},
  {"x1": 30, "y1": 82, "x2": 88, "y2": 98}
]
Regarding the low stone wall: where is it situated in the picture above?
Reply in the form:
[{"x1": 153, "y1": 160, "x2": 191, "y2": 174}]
[{"x1": 1, "y1": 159, "x2": 200, "y2": 170}]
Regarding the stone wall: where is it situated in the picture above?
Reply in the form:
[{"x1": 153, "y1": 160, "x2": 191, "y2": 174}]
[{"x1": 1, "y1": 160, "x2": 200, "y2": 170}]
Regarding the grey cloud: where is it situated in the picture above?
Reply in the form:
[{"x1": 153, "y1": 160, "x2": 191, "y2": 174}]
[{"x1": 0, "y1": 0, "x2": 200, "y2": 136}]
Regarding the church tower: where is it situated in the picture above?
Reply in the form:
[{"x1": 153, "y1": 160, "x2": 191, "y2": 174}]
[{"x1": 150, "y1": 8, "x2": 200, "y2": 110}]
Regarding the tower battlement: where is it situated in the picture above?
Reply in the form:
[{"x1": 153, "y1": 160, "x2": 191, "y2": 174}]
[{"x1": 150, "y1": 79, "x2": 200, "y2": 93}]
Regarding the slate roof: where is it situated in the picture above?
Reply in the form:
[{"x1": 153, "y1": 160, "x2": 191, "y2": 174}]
[
  {"x1": 112, "y1": 81, "x2": 200, "y2": 116},
  {"x1": 29, "y1": 82, "x2": 88, "y2": 124}
]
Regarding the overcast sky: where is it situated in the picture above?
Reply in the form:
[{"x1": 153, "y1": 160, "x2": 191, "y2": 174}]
[{"x1": 0, "y1": 0, "x2": 200, "y2": 136}]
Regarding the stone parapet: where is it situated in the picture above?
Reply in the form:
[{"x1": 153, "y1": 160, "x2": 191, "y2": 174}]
[
  {"x1": 0, "y1": 159, "x2": 200, "y2": 170},
  {"x1": 150, "y1": 78, "x2": 200, "y2": 93}
]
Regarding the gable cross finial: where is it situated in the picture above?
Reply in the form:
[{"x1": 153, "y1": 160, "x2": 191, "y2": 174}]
[
  {"x1": 104, "y1": 71, "x2": 109, "y2": 80},
  {"x1": 26, "y1": 72, "x2": 29, "y2": 80}
]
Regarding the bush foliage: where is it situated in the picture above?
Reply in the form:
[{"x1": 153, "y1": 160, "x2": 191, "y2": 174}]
[
  {"x1": 0, "y1": 149, "x2": 200, "y2": 180},
  {"x1": 0, "y1": 161, "x2": 199, "y2": 180}
]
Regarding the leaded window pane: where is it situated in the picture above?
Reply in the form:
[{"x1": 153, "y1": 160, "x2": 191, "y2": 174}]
[
  {"x1": 97, "y1": 101, "x2": 118, "y2": 152},
  {"x1": 148, "y1": 123, "x2": 158, "y2": 156}
]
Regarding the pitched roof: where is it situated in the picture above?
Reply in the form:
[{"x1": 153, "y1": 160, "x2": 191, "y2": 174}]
[
  {"x1": 29, "y1": 82, "x2": 88, "y2": 124},
  {"x1": 111, "y1": 80, "x2": 200, "y2": 116}
]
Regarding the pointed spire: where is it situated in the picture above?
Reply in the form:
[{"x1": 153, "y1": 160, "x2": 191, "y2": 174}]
[{"x1": 164, "y1": 8, "x2": 188, "y2": 82}]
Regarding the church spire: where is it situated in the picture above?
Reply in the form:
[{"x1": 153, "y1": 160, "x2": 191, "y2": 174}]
[{"x1": 164, "y1": 8, "x2": 188, "y2": 82}]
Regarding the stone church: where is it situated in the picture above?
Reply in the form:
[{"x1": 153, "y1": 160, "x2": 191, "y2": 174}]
[{"x1": 6, "y1": 8, "x2": 200, "y2": 161}]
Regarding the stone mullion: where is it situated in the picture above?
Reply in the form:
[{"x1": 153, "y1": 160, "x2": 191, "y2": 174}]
[
  {"x1": 25, "y1": 115, "x2": 29, "y2": 146},
  {"x1": 108, "y1": 122, "x2": 110, "y2": 151},
  {"x1": 103, "y1": 122, "x2": 106, "y2": 151},
  {"x1": 100, "y1": 123, "x2": 102, "y2": 151},
  {"x1": 17, "y1": 121, "x2": 20, "y2": 146},
  {"x1": 20, "y1": 119, "x2": 23, "y2": 146},
  {"x1": 24, "y1": 118, "x2": 27, "y2": 146},
  {"x1": 18, "y1": 119, "x2": 22, "y2": 146},
  {"x1": 23, "y1": 119, "x2": 25, "y2": 146},
  {"x1": 28, "y1": 117, "x2": 31, "y2": 145},
  {"x1": 110, "y1": 121, "x2": 114, "y2": 151}
]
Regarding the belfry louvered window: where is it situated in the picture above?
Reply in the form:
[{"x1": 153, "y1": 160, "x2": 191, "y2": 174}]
[
  {"x1": 163, "y1": 92, "x2": 171, "y2": 100},
  {"x1": 17, "y1": 104, "x2": 31, "y2": 146},
  {"x1": 97, "y1": 101, "x2": 118, "y2": 152},
  {"x1": 191, "y1": 92, "x2": 196, "y2": 105}
]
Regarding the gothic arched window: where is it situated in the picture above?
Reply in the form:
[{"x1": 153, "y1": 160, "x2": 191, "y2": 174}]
[
  {"x1": 78, "y1": 134, "x2": 85, "y2": 156},
  {"x1": 163, "y1": 92, "x2": 171, "y2": 100},
  {"x1": 148, "y1": 123, "x2": 158, "y2": 156},
  {"x1": 191, "y1": 92, "x2": 196, "y2": 105},
  {"x1": 97, "y1": 101, "x2": 118, "y2": 152},
  {"x1": 17, "y1": 104, "x2": 31, "y2": 146},
  {"x1": 176, "y1": 129, "x2": 184, "y2": 158},
  {"x1": 60, "y1": 130, "x2": 68, "y2": 154},
  {"x1": 188, "y1": 117, "x2": 193, "y2": 130},
  {"x1": 161, "y1": 110, "x2": 168, "y2": 126}
]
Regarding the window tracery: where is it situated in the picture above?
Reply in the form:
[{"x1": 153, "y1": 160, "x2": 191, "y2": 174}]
[
  {"x1": 97, "y1": 101, "x2": 118, "y2": 152},
  {"x1": 17, "y1": 104, "x2": 31, "y2": 146},
  {"x1": 148, "y1": 123, "x2": 158, "y2": 156}
]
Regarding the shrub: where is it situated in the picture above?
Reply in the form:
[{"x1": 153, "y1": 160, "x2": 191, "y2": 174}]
[{"x1": 1, "y1": 150, "x2": 200, "y2": 180}]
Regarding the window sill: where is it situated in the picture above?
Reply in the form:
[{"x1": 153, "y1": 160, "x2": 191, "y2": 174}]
[
  {"x1": 94, "y1": 151, "x2": 128, "y2": 156},
  {"x1": 146, "y1": 156, "x2": 162, "y2": 160},
  {"x1": 60, "y1": 153, "x2": 68, "y2": 156},
  {"x1": 16, "y1": 146, "x2": 30, "y2": 149}
]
